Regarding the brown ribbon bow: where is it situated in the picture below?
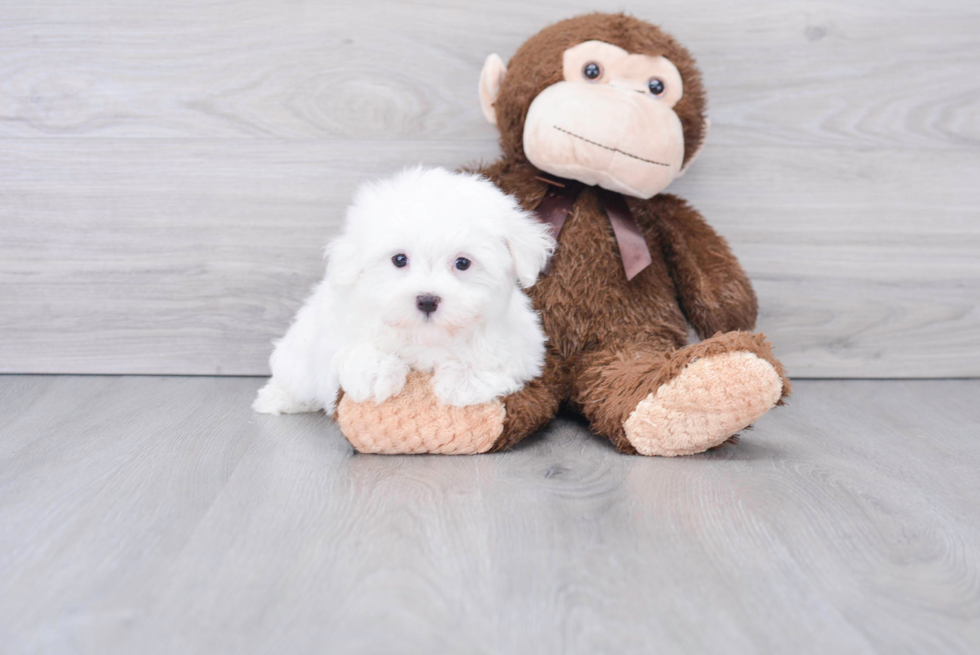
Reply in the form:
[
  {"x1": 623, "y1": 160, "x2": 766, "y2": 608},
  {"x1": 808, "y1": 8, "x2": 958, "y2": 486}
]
[{"x1": 533, "y1": 174, "x2": 653, "y2": 281}]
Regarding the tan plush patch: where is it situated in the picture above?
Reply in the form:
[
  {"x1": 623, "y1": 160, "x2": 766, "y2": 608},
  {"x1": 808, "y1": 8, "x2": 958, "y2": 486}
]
[
  {"x1": 337, "y1": 372, "x2": 505, "y2": 455},
  {"x1": 623, "y1": 352, "x2": 782, "y2": 457}
]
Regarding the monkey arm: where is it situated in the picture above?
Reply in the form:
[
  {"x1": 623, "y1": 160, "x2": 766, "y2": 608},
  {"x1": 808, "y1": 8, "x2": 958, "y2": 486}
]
[{"x1": 640, "y1": 194, "x2": 758, "y2": 338}]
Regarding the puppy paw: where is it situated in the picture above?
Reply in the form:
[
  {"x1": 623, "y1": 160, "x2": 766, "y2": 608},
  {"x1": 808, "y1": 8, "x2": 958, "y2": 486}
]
[
  {"x1": 336, "y1": 344, "x2": 409, "y2": 404},
  {"x1": 372, "y1": 354, "x2": 410, "y2": 403},
  {"x1": 431, "y1": 364, "x2": 507, "y2": 407},
  {"x1": 253, "y1": 379, "x2": 320, "y2": 415}
]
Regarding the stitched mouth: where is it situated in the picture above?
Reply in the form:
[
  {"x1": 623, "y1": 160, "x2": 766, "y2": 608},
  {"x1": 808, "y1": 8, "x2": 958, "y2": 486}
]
[{"x1": 552, "y1": 126, "x2": 670, "y2": 168}]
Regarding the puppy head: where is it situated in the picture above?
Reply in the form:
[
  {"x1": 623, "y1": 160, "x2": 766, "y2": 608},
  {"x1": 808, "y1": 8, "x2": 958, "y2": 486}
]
[{"x1": 326, "y1": 167, "x2": 554, "y2": 338}]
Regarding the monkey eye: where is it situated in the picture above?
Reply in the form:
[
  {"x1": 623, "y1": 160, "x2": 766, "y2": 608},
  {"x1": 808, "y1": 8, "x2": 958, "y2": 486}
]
[
  {"x1": 454, "y1": 257, "x2": 471, "y2": 271},
  {"x1": 392, "y1": 253, "x2": 408, "y2": 268},
  {"x1": 582, "y1": 62, "x2": 602, "y2": 81},
  {"x1": 647, "y1": 77, "x2": 666, "y2": 96}
]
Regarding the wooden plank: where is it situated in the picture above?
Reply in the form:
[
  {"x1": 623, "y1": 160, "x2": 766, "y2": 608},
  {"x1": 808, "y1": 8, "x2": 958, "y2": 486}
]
[
  {"x1": 0, "y1": 139, "x2": 494, "y2": 375},
  {"x1": 0, "y1": 1, "x2": 976, "y2": 149},
  {"x1": 0, "y1": 376, "x2": 978, "y2": 653},
  {"x1": 0, "y1": 0, "x2": 978, "y2": 376},
  {"x1": 1, "y1": 139, "x2": 978, "y2": 376}
]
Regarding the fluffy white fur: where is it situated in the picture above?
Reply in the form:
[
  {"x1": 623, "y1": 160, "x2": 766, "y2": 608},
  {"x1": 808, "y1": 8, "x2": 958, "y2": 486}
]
[{"x1": 253, "y1": 167, "x2": 555, "y2": 415}]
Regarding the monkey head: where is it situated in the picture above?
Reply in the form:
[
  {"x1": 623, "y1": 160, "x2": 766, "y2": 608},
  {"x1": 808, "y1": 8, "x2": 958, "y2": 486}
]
[{"x1": 479, "y1": 13, "x2": 708, "y2": 199}]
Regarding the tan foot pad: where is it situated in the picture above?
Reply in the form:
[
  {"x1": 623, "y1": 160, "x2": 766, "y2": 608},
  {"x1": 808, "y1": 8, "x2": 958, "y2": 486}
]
[
  {"x1": 623, "y1": 351, "x2": 782, "y2": 457},
  {"x1": 336, "y1": 372, "x2": 505, "y2": 455}
]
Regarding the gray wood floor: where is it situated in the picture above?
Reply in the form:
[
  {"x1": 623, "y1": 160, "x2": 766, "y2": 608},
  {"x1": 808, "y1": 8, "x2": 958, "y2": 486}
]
[{"x1": 1, "y1": 376, "x2": 978, "y2": 654}]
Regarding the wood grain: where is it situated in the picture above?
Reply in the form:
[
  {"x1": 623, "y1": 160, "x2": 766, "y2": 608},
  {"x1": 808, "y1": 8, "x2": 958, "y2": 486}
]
[
  {"x1": 0, "y1": 0, "x2": 978, "y2": 376},
  {"x1": 0, "y1": 0, "x2": 976, "y2": 149},
  {"x1": 2, "y1": 139, "x2": 977, "y2": 376},
  {"x1": 0, "y1": 375, "x2": 978, "y2": 653}
]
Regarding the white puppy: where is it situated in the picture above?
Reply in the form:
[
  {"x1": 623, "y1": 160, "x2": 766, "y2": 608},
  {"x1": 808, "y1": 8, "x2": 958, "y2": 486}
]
[{"x1": 253, "y1": 167, "x2": 555, "y2": 415}]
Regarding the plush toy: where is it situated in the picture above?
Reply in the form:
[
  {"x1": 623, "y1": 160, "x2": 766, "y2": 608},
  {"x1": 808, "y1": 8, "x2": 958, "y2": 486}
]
[{"x1": 337, "y1": 12, "x2": 790, "y2": 456}]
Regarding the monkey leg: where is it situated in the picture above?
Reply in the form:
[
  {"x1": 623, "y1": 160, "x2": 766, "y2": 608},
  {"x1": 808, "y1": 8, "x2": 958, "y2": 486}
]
[
  {"x1": 335, "y1": 349, "x2": 565, "y2": 455},
  {"x1": 489, "y1": 349, "x2": 566, "y2": 452},
  {"x1": 571, "y1": 331, "x2": 790, "y2": 456},
  {"x1": 336, "y1": 372, "x2": 505, "y2": 455}
]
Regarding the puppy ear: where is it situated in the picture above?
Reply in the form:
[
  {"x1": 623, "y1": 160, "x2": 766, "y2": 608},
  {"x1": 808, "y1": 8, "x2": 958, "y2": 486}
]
[
  {"x1": 324, "y1": 234, "x2": 362, "y2": 289},
  {"x1": 504, "y1": 211, "x2": 556, "y2": 288}
]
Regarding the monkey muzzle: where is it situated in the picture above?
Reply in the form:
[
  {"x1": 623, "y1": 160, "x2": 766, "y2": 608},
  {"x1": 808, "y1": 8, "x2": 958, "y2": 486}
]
[{"x1": 522, "y1": 81, "x2": 685, "y2": 199}]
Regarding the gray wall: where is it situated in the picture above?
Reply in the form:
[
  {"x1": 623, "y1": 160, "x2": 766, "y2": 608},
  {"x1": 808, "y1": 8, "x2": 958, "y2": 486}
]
[{"x1": 1, "y1": 0, "x2": 977, "y2": 377}]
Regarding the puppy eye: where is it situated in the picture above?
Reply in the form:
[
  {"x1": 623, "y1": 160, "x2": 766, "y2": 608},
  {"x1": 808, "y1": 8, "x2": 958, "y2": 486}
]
[
  {"x1": 392, "y1": 253, "x2": 408, "y2": 268},
  {"x1": 582, "y1": 62, "x2": 602, "y2": 81},
  {"x1": 454, "y1": 257, "x2": 471, "y2": 271},
  {"x1": 647, "y1": 77, "x2": 665, "y2": 96}
]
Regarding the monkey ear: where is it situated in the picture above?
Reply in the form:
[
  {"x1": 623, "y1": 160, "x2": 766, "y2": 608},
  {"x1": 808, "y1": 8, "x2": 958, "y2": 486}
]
[
  {"x1": 678, "y1": 117, "x2": 710, "y2": 177},
  {"x1": 479, "y1": 54, "x2": 507, "y2": 125}
]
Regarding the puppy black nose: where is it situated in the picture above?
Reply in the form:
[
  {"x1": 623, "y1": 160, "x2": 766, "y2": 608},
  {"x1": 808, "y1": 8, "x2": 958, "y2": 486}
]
[{"x1": 416, "y1": 294, "x2": 440, "y2": 315}]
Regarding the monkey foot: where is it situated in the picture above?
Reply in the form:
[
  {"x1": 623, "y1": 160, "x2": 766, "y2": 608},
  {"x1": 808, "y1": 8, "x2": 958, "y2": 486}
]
[
  {"x1": 623, "y1": 351, "x2": 783, "y2": 457},
  {"x1": 336, "y1": 372, "x2": 505, "y2": 455}
]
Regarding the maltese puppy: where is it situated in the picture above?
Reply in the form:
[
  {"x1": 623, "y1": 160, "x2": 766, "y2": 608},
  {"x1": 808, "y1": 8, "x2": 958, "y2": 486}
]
[{"x1": 253, "y1": 166, "x2": 555, "y2": 415}]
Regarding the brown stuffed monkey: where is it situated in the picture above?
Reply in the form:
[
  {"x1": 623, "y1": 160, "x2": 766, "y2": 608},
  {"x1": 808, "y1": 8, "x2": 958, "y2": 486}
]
[{"x1": 337, "y1": 12, "x2": 790, "y2": 456}]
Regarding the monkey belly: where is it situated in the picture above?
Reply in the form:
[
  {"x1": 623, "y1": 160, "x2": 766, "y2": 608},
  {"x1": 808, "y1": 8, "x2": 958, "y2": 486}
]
[{"x1": 529, "y1": 193, "x2": 688, "y2": 361}]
